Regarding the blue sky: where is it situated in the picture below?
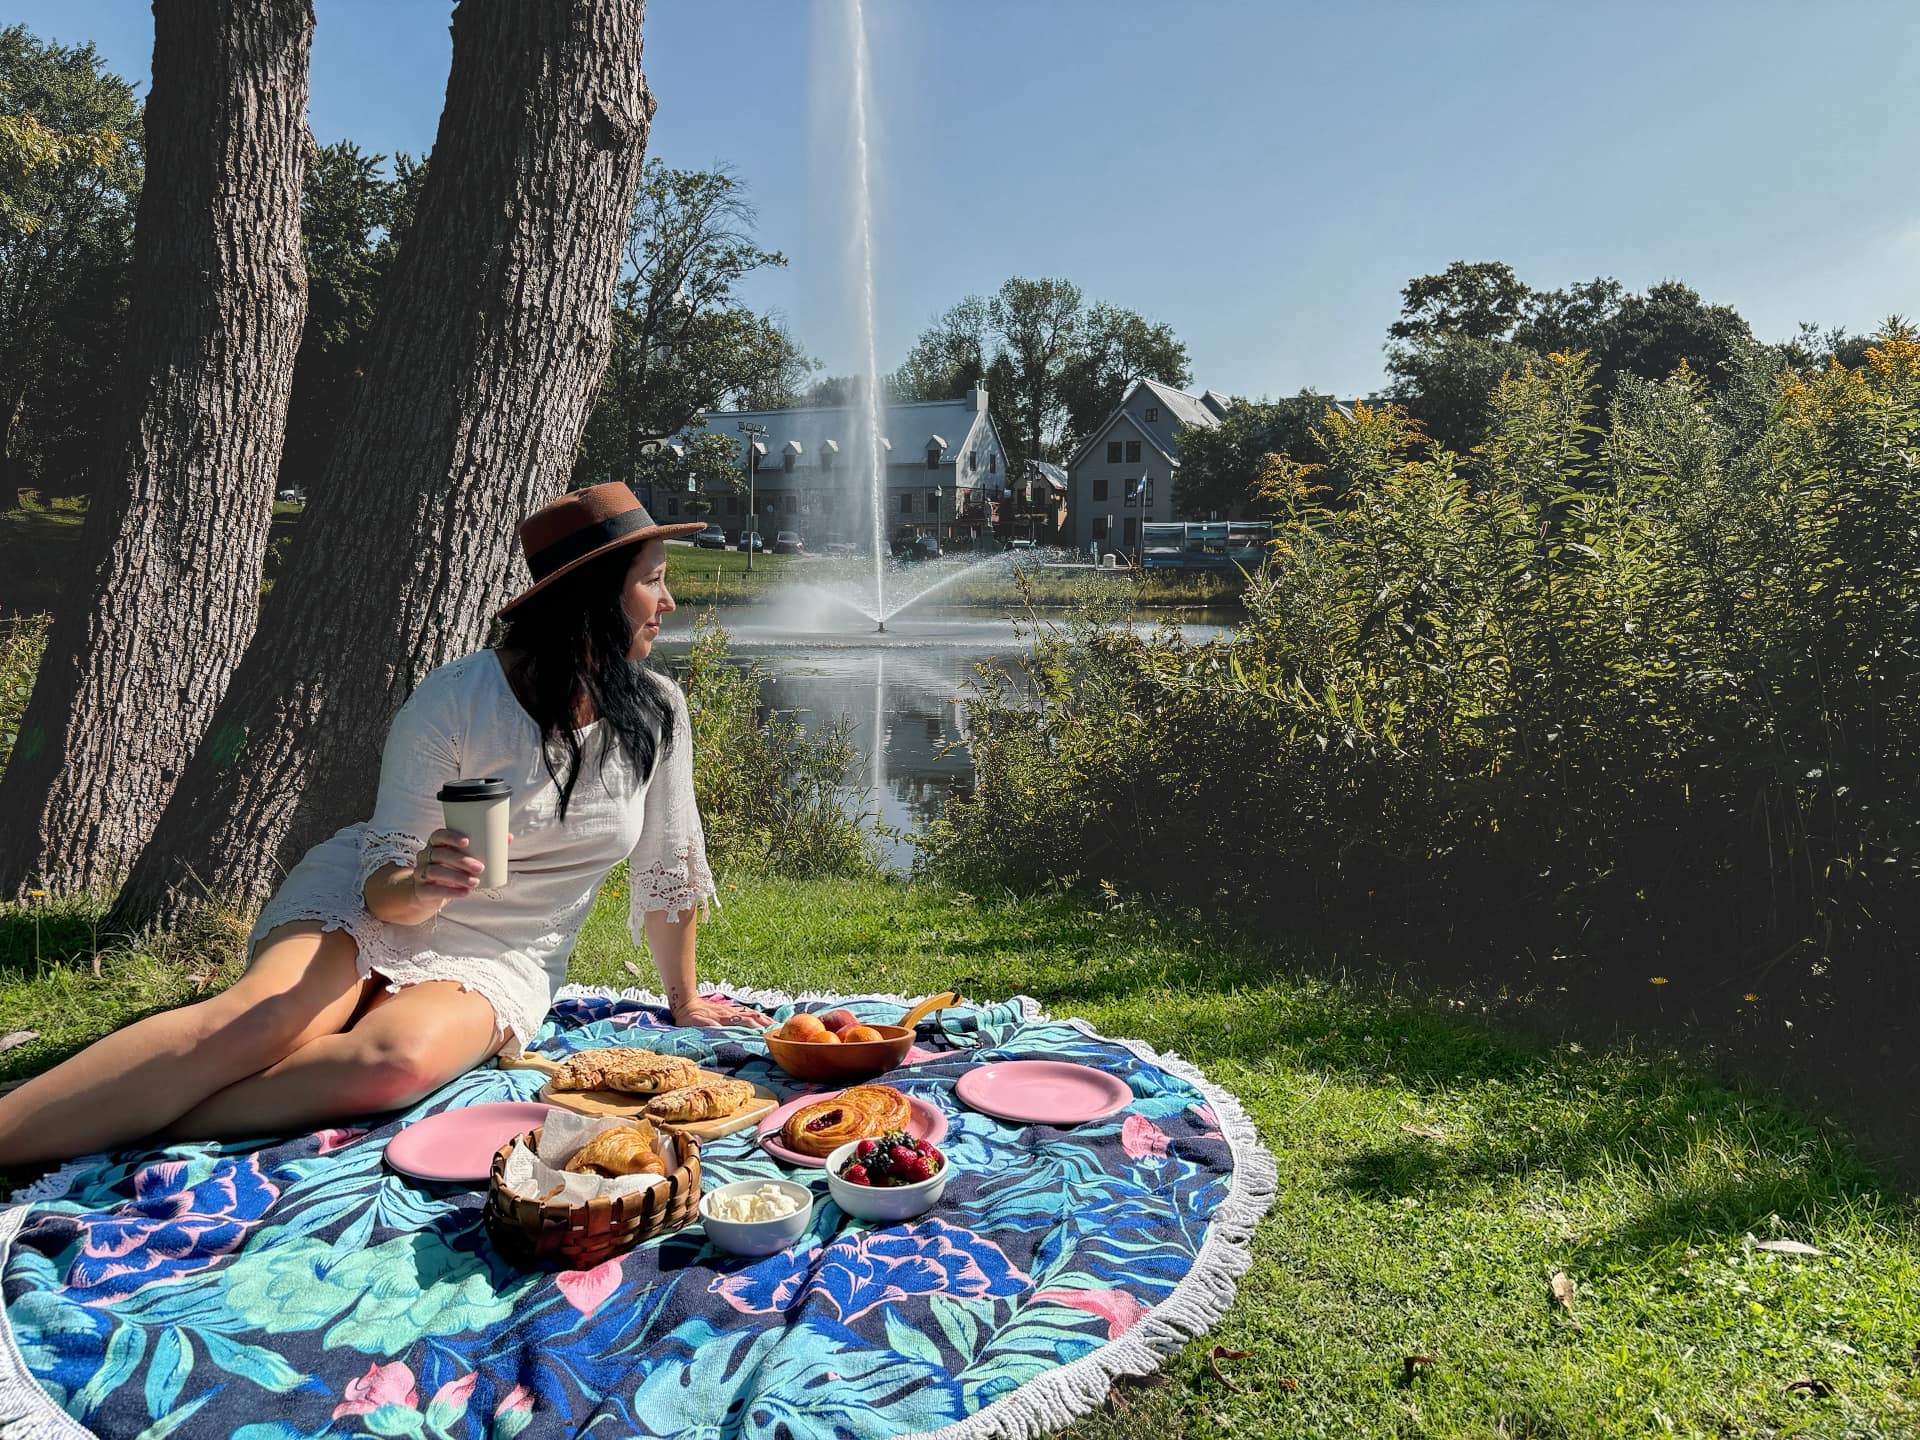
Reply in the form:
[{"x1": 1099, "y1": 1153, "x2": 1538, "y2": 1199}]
[{"x1": 13, "y1": 1, "x2": 1920, "y2": 400}]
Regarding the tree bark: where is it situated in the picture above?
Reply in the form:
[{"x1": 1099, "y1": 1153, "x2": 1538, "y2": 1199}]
[
  {"x1": 0, "y1": 0, "x2": 313, "y2": 898},
  {"x1": 113, "y1": 0, "x2": 653, "y2": 929}
]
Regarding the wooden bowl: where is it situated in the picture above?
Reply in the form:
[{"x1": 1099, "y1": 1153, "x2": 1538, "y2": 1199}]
[{"x1": 763, "y1": 1024, "x2": 912, "y2": 1083}]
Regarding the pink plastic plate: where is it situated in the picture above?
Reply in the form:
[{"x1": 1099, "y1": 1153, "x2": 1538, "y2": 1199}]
[
  {"x1": 955, "y1": 1060, "x2": 1133, "y2": 1126},
  {"x1": 384, "y1": 1102, "x2": 555, "y2": 1184},
  {"x1": 757, "y1": 1090, "x2": 949, "y2": 1169}
]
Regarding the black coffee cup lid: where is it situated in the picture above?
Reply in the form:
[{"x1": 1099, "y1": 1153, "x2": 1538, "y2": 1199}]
[{"x1": 437, "y1": 777, "x2": 512, "y2": 803}]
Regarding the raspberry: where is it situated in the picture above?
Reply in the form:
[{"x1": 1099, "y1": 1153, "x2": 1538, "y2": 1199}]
[
  {"x1": 857, "y1": 1139, "x2": 877, "y2": 1158},
  {"x1": 844, "y1": 1163, "x2": 870, "y2": 1186}
]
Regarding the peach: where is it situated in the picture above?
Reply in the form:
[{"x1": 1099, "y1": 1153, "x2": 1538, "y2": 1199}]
[
  {"x1": 781, "y1": 1013, "x2": 829, "y2": 1042},
  {"x1": 816, "y1": 1030, "x2": 842, "y2": 1044},
  {"x1": 842, "y1": 1025, "x2": 885, "y2": 1043},
  {"x1": 819, "y1": 1008, "x2": 859, "y2": 1034}
]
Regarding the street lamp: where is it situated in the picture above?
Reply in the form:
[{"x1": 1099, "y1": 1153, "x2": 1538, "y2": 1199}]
[{"x1": 737, "y1": 421, "x2": 768, "y2": 571}]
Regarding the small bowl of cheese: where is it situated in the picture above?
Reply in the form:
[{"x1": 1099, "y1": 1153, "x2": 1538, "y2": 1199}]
[{"x1": 699, "y1": 1178, "x2": 815, "y2": 1257}]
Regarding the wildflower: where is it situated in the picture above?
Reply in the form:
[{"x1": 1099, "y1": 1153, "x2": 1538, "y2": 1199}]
[
  {"x1": 1649, "y1": 976, "x2": 1669, "y2": 986},
  {"x1": 1743, "y1": 993, "x2": 1759, "y2": 1002}
]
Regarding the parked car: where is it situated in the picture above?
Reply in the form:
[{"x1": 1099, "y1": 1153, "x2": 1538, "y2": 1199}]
[
  {"x1": 738, "y1": 531, "x2": 769, "y2": 552},
  {"x1": 904, "y1": 534, "x2": 943, "y2": 561},
  {"x1": 693, "y1": 525, "x2": 727, "y2": 550},
  {"x1": 823, "y1": 542, "x2": 859, "y2": 558},
  {"x1": 773, "y1": 530, "x2": 804, "y2": 555},
  {"x1": 1008, "y1": 537, "x2": 1036, "y2": 550}
]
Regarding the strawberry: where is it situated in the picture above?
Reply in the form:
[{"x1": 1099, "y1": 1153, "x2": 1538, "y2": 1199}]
[
  {"x1": 857, "y1": 1138, "x2": 877, "y2": 1158},
  {"x1": 844, "y1": 1163, "x2": 870, "y2": 1186}
]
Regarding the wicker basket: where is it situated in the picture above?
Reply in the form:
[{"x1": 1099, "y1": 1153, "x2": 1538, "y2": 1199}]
[{"x1": 483, "y1": 1126, "x2": 701, "y2": 1270}]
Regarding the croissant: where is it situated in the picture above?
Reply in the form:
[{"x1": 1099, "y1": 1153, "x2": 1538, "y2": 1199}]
[
  {"x1": 645, "y1": 1077, "x2": 754, "y2": 1124},
  {"x1": 780, "y1": 1084, "x2": 913, "y2": 1157},
  {"x1": 549, "y1": 1048, "x2": 701, "y2": 1095},
  {"x1": 563, "y1": 1121, "x2": 664, "y2": 1178}
]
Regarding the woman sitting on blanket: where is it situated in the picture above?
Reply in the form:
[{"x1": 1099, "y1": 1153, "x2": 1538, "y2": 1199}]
[{"x1": 0, "y1": 484, "x2": 772, "y2": 1168}]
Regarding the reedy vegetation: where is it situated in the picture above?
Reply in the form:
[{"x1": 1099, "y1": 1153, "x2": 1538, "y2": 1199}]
[{"x1": 931, "y1": 332, "x2": 1920, "y2": 995}]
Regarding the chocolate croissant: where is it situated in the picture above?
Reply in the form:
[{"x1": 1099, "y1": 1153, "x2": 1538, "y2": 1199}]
[
  {"x1": 549, "y1": 1047, "x2": 701, "y2": 1096},
  {"x1": 780, "y1": 1084, "x2": 913, "y2": 1157},
  {"x1": 563, "y1": 1121, "x2": 664, "y2": 1178},
  {"x1": 644, "y1": 1078, "x2": 754, "y2": 1124}
]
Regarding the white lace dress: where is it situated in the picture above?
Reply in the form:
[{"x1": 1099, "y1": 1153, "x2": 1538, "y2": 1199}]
[{"x1": 247, "y1": 649, "x2": 714, "y2": 1051}]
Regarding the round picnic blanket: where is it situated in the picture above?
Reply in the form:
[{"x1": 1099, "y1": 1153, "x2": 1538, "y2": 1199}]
[{"x1": 0, "y1": 989, "x2": 1274, "y2": 1440}]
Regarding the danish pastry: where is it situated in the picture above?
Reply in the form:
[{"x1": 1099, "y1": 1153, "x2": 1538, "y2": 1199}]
[
  {"x1": 549, "y1": 1048, "x2": 701, "y2": 1095},
  {"x1": 780, "y1": 1084, "x2": 913, "y2": 1157},
  {"x1": 644, "y1": 1077, "x2": 754, "y2": 1124},
  {"x1": 563, "y1": 1121, "x2": 665, "y2": 1178}
]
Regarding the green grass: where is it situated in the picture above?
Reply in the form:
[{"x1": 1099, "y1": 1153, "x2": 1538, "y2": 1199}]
[
  {"x1": 663, "y1": 544, "x2": 799, "y2": 603},
  {"x1": 4, "y1": 873, "x2": 1916, "y2": 1436}
]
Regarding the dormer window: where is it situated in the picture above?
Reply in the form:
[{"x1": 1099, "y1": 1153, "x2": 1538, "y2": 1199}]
[
  {"x1": 783, "y1": 439, "x2": 802, "y2": 473},
  {"x1": 820, "y1": 439, "x2": 839, "y2": 469},
  {"x1": 926, "y1": 433, "x2": 946, "y2": 471}
]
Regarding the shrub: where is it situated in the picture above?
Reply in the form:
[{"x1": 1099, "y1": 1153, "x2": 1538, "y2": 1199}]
[
  {"x1": 0, "y1": 611, "x2": 49, "y2": 778},
  {"x1": 932, "y1": 330, "x2": 1920, "y2": 986}
]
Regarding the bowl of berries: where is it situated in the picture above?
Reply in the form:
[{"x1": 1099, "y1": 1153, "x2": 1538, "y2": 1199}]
[{"x1": 823, "y1": 1130, "x2": 952, "y2": 1222}]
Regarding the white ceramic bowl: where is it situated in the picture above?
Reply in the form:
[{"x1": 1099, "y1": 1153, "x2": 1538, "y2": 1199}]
[
  {"x1": 823, "y1": 1138, "x2": 952, "y2": 1222},
  {"x1": 699, "y1": 1179, "x2": 815, "y2": 1257}
]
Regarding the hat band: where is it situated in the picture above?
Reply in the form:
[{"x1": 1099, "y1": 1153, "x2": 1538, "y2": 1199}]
[{"x1": 526, "y1": 506, "x2": 653, "y2": 582}]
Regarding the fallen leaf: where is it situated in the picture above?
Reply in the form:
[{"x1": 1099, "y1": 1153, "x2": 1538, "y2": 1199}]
[
  {"x1": 90, "y1": 953, "x2": 101, "y2": 979},
  {"x1": 1401, "y1": 1355, "x2": 1437, "y2": 1384},
  {"x1": 1550, "y1": 1272, "x2": 1577, "y2": 1312},
  {"x1": 1783, "y1": 1377, "x2": 1834, "y2": 1397},
  {"x1": 621, "y1": 959, "x2": 646, "y2": 980},
  {"x1": 1756, "y1": 1239, "x2": 1825, "y2": 1257},
  {"x1": 1400, "y1": 1123, "x2": 1447, "y2": 1142},
  {"x1": 1208, "y1": 1345, "x2": 1252, "y2": 1390},
  {"x1": 1105, "y1": 1383, "x2": 1130, "y2": 1413},
  {"x1": 1277, "y1": 1377, "x2": 1300, "y2": 1392},
  {"x1": 0, "y1": 1031, "x2": 38, "y2": 1054}
]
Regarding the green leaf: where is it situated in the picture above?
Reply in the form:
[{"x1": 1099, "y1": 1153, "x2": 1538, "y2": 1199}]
[
  {"x1": 144, "y1": 1326, "x2": 193, "y2": 1422},
  {"x1": 74, "y1": 1322, "x2": 145, "y2": 1420},
  {"x1": 132, "y1": 1389, "x2": 218, "y2": 1440},
  {"x1": 202, "y1": 1330, "x2": 306, "y2": 1393},
  {"x1": 884, "y1": 1307, "x2": 946, "y2": 1370},
  {"x1": 364, "y1": 1404, "x2": 427, "y2": 1438}
]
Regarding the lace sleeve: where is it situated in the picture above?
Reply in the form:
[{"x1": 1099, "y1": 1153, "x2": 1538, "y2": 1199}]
[
  {"x1": 357, "y1": 671, "x2": 463, "y2": 892},
  {"x1": 628, "y1": 677, "x2": 715, "y2": 935}
]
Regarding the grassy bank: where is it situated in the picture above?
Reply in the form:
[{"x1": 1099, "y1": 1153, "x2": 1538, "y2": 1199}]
[{"x1": 4, "y1": 873, "x2": 1915, "y2": 1437}]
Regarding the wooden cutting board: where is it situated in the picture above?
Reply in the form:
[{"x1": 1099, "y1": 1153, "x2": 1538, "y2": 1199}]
[{"x1": 497, "y1": 1053, "x2": 779, "y2": 1141}]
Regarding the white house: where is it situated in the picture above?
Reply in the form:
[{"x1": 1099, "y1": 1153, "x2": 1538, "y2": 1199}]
[
  {"x1": 667, "y1": 386, "x2": 1009, "y2": 546},
  {"x1": 1062, "y1": 379, "x2": 1230, "y2": 556}
]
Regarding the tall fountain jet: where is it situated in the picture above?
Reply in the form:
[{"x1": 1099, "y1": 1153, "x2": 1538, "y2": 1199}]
[{"x1": 847, "y1": 0, "x2": 887, "y2": 631}]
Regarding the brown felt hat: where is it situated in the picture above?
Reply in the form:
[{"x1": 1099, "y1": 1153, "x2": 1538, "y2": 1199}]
[{"x1": 499, "y1": 483, "x2": 706, "y2": 615}]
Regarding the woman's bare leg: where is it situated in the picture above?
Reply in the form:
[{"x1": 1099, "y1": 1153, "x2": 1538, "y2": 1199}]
[
  {"x1": 0, "y1": 924, "x2": 367, "y2": 1168},
  {"x1": 164, "y1": 980, "x2": 503, "y2": 1140}
]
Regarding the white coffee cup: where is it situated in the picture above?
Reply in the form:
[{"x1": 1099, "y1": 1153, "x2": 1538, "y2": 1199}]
[{"x1": 437, "y1": 777, "x2": 512, "y2": 889}]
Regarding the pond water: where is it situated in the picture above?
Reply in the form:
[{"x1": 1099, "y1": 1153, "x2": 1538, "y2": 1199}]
[{"x1": 655, "y1": 605, "x2": 1236, "y2": 870}]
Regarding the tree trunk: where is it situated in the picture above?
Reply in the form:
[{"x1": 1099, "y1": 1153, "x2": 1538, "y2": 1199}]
[
  {"x1": 113, "y1": 0, "x2": 653, "y2": 929},
  {"x1": 0, "y1": 0, "x2": 313, "y2": 898}
]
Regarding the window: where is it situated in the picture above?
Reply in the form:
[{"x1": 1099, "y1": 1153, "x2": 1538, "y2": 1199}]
[
  {"x1": 1106, "y1": 441, "x2": 1122, "y2": 464},
  {"x1": 1093, "y1": 477, "x2": 1108, "y2": 502},
  {"x1": 927, "y1": 445, "x2": 940, "y2": 470},
  {"x1": 1145, "y1": 406, "x2": 1159, "y2": 423},
  {"x1": 968, "y1": 448, "x2": 977, "y2": 471},
  {"x1": 899, "y1": 492, "x2": 914, "y2": 514},
  {"x1": 726, "y1": 496, "x2": 741, "y2": 516},
  {"x1": 782, "y1": 494, "x2": 796, "y2": 513},
  {"x1": 667, "y1": 496, "x2": 679, "y2": 517},
  {"x1": 1125, "y1": 440, "x2": 1141, "y2": 463},
  {"x1": 990, "y1": 452, "x2": 998, "y2": 474},
  {"x1": 1093, "y1": 516, "x2": 1109, "y2": 539},
  {"x1": 1127, "y1": 477, "x2": 1153, "y2": 507},
  {"x1": 1124, "y1": 517, "x2": 1138, "y2": 546}
]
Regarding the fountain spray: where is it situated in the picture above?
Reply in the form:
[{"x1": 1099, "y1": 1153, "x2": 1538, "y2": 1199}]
[{"x1": 849, "y1": 0, "x2": 887, "y2": 626}]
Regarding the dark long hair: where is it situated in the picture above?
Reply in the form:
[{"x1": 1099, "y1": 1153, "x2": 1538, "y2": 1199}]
[{"x1": 495, "y1": 543, "x2": 674, "y2": 820}]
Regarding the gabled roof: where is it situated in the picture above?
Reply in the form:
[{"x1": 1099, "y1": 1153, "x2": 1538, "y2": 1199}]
[
  {"x1": 1063, "y1": 378, "x2": 1221, "y2": 473},
  {"x1": 692, "y1": 394, "x2": 996, "y2": 472}
]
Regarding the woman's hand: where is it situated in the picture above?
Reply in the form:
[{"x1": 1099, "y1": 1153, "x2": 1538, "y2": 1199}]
[
  {"x1": 413, "y1": 828, "x2": 484, "y2": 902},
  {"x1": 673, "y1": 995, "x2": 774, "y2": 1029}
]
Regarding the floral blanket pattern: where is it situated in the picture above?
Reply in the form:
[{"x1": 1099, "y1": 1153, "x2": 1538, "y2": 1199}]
[{"x1": 1, "y1": 993, "x2": 1249, "y2": 1440}]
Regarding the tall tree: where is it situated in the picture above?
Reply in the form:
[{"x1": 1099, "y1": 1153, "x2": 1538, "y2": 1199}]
[
  {"x1": 0, "y1": 0, "x2": 313, "y2": 899},
  {"x1": 1059, "y1": 301, "x2": 1191, "y2": 443},
  {"x1": 989, "y1": 276, "x2": 1084, "y2": 462},
  {"x1": 0, "y1": 26, "x2": 142, "y2": 501},
  {"x1": 572, "y1": 160, "x2": 797, "y2": 487},
  {"x1": 116, "y1": 0, "x2": 653, "y2": 925}
]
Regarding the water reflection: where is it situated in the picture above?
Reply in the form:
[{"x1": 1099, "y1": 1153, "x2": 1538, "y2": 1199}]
[{"x1": 657, "y1": 606, "x2": 1233, "y2": 870}]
